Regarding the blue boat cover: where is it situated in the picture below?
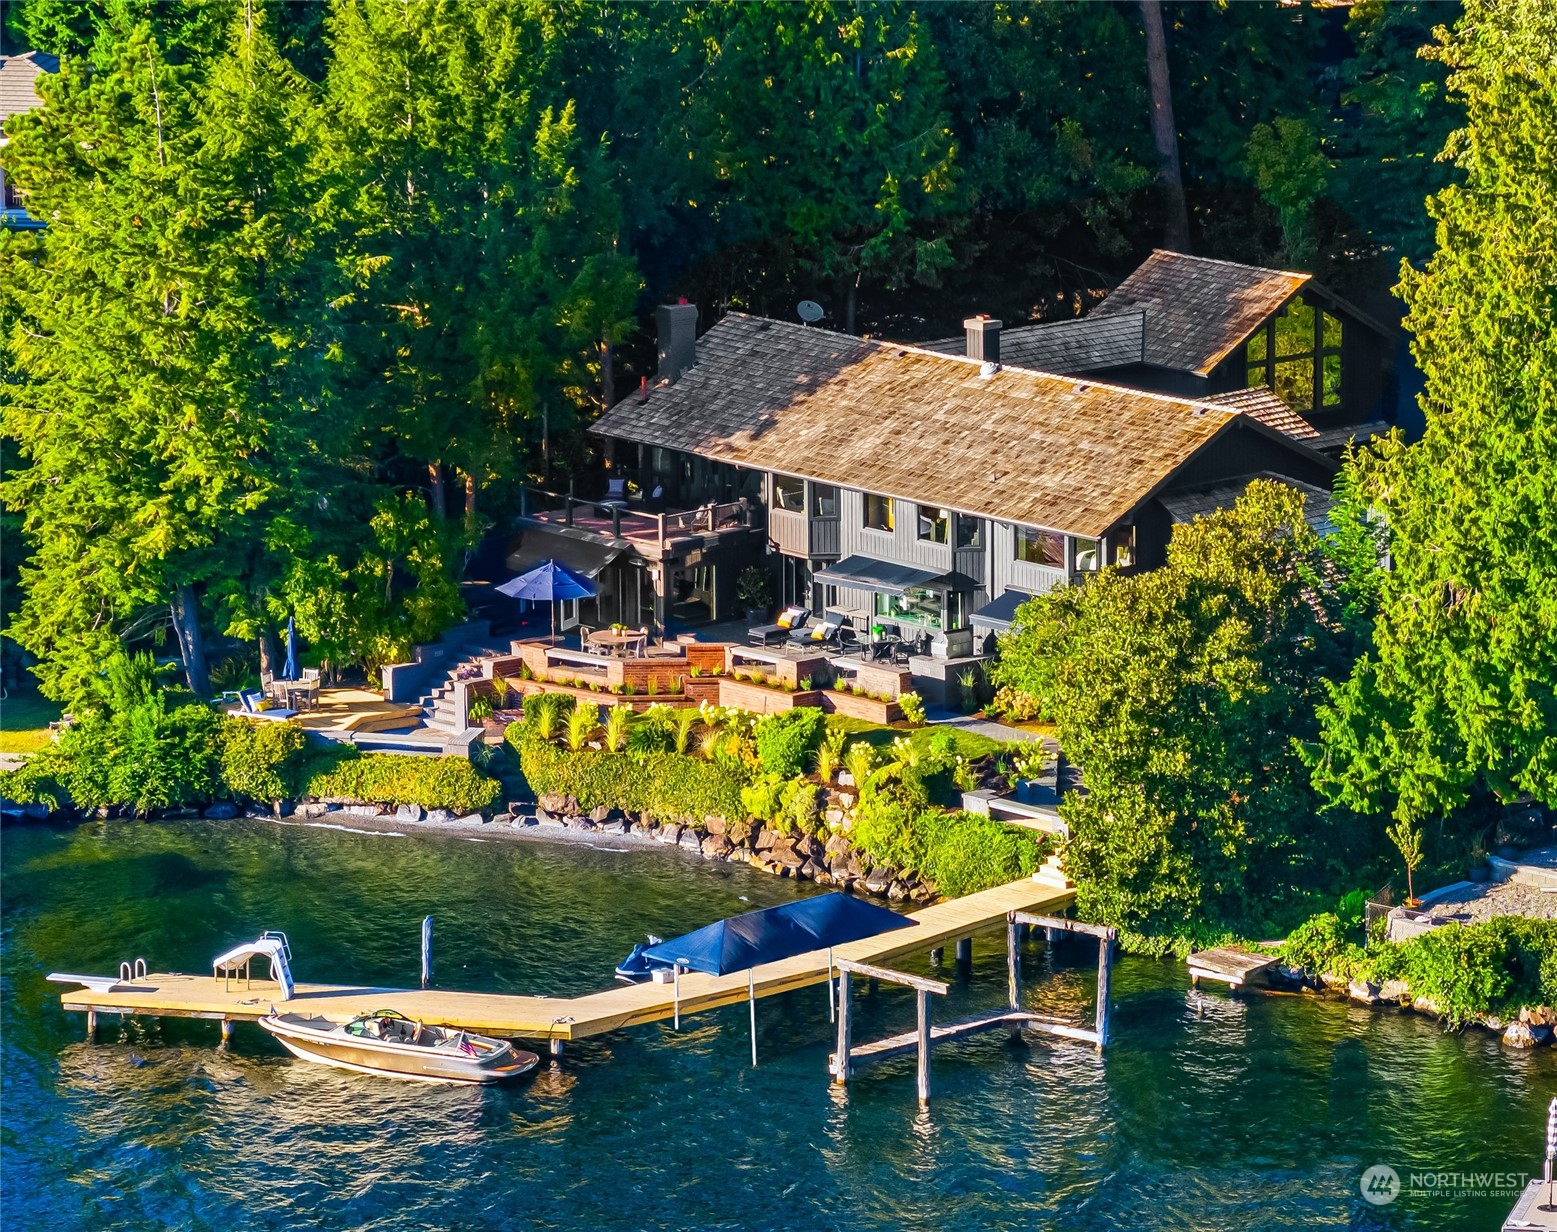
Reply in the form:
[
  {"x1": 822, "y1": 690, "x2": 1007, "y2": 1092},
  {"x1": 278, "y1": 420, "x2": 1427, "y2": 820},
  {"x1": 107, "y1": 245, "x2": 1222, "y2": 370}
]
[{"x1": 641, "y1": 893, "x2": 916, "y2": 976}]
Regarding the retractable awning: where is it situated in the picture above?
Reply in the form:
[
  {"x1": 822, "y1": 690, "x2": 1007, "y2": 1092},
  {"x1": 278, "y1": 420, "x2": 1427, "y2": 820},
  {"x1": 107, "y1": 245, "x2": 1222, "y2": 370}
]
[
  {"x1": 813, "y1": 555, "x2": 978, "y2": 596},
  {"x1": 505, "y1": 529, "x2": 621, "y2": 580},
  {"x1": 970, "y1": 588, "x2": 1035, "y2": 632}
]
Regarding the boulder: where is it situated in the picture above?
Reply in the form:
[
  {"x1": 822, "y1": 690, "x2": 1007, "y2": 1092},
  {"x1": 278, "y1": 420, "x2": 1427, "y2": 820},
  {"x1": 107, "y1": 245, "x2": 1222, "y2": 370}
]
[
  {"x1": 203, "y1": 802, "x2": 240, "y2": 820},
  {"x1": 455, "y1": 814, "x2": 487, "y2": 826},
  {"x1": 823, "y1": 809, "x2": 846, "y2": 828},
  {"x1": 492, "y1": 813, "x2": 514, "y2": 826},
  {"x1": 1411, "y1": 994, "x2": 1443, "y2": 1016},
  {"x1": 704, "y1": 816, "x2": 727, "y2": 836},
  {"x1": 507, "y1": 801, "x2": 529, "y2": 817},
  {"x1": 769, "y1": 837, "x2": 797, "y2": 862},
  {"x1": 536, "y1": 812, "x2": 567, "y2": 829},
  {"x1": 1347, "y1": 980, "x2": 1381, "y2": 1005},
  {"x1": 794, "y1": 834, "x2": 824, "y2": 861},
  {"x1": 589, "y1": 804, "x2": 613, "y2": 824},
  {"x1": 834, "y1": 792, "x2": 856, "y2": 809},
  {"x1": 702, "y1": 834, "x2": 734, "y2": 859},
  {"x1": 395, "y1": 803, "x2": 425, "y2": 823},
  {"x1": 679, "y1": 829, "x2": 703, "y2": 852},
  {"x1": 863, "y1": 868, "x2": 892, "y2": 895},
  {"x1": 1319, "y1": 971, "x2": 1350, "y2": 992},
  {"x1": 425, "y1": 809, "x2": 455, "y2": 824},
  {"x1": 1503, "y1": 1020, "x2": 1549, "y2": 1049},
  {"x1": 658, "y1": 823, "x2": 683, "y2": 846},
  {"x1": 1378, "y1": 979, "x2": 1411, "y2": 1003},
  {"x1": 754, "y1": 827, "x2": 778, "y2": 852},
  {"x1": 1521, "y1": 1006, "x2": 1557, "y2": 1027},
  {"x1": 538, "y1": 792, "x2": 579, "y2": 817},
  {"x1": 887, "y1": 881, "x2": 907, "y2": 902},
  {"x1": 800, "y1": 860, "x2": 826, "y2": 881},
  {"x1": 566, "y1": 816, "x2": 597, "y2": 831},
  {"x1": 298, "y1": 803, "x2": 331, "y2": 820},
  {"x1": 341, "y1": 804, "x2": 383, "y2": 818},
  {"x1": 825, "y1": 833, "x2": 853, "y2": 856},
  {"x1": 813, "y1": 870, "x2": 834, "y2": 886}
]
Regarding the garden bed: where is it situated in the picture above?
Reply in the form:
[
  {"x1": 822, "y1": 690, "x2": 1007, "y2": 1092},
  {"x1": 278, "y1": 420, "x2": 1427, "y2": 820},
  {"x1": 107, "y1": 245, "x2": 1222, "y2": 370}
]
[
  {"x1": 823, "y1": 688, "x2": 904, "y2": 724},
  {"x1": 515, "y1": 679, "x2": 696, "y2": 712},
  {"x1": 718, "y1": 678, "x2": 825, "y2": 715}
]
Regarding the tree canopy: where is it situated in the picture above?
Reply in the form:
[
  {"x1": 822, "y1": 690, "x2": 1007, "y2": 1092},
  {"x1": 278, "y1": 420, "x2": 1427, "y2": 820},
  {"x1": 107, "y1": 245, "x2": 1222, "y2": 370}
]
[{"x1": 1309, "y1": 0, "x2": 1557, "y2": 825}]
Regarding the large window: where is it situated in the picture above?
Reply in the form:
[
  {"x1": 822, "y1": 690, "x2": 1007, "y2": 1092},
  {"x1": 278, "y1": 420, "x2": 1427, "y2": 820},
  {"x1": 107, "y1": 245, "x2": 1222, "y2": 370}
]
[
  {"x1": 1246, "y1": 300, "x2": 1344, "y2": 414},
  {"x1": 954, "y1": 514, "x2": 984, "y2": 550},
  {"x1": 774, "y1": 475, "x2": 805, "y2": 513},
  {"x1": 874, "y1": 586, "x2": 944, "y2": 630},
  {"x1": 864, "y1": 492, "x2": 895, "y2": 532},
  {"x1": 1014, "y1": 526, "x2": 1065, "y2": 568},
  {"x1": 811, "y1": 484, "x2": 839, "y2": 517},
  {"x1": 916, "y1": 504, "x2": 950, "y2": 544}
]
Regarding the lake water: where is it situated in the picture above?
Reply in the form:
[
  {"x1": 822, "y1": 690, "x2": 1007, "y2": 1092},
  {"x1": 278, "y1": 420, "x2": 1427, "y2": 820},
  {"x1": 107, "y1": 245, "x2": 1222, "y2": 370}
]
[{"x1": 2, "y1": 818, "x2": 1549, "y2": 1231}]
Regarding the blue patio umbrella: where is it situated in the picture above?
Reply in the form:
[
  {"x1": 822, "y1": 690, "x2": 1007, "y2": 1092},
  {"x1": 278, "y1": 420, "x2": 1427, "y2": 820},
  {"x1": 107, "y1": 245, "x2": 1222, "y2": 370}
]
[
  {"x1": 281, "y1": 616, "x2": 299, "y2": 681},
  {"x1": 495, "y1": 558, "x2": 598, "y2": 643}
]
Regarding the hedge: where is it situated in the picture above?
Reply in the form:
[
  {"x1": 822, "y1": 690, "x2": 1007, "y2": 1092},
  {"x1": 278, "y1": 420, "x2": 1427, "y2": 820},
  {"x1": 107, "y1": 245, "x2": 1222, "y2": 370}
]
[
  {"x1": 753, "y1": 707, "x2": 826, "y2": 779},
  {"x1": 303, "y1": 750, "x2": 502, "y2": 815},
  {"x1": 518, "y1": 738, "x2": 749, "y2": 822},
  {"x1": 852, "y1": 795, "x2": 1050, "y2": 899}
]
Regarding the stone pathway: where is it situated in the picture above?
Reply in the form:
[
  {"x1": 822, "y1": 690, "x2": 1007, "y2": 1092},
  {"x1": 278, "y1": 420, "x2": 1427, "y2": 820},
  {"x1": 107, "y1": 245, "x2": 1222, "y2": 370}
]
[{"x1": 924, "y1": 708, "x2": 1043, "y2": 743}]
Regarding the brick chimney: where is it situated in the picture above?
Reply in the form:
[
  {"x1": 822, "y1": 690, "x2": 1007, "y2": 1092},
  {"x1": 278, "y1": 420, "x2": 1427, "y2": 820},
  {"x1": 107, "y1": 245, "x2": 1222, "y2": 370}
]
[
  {"x1": 964, "y1": 315, "x2": 1001, "y2": 366},
  {"x1": 656, "y1": 300, "x2": 698, "y2": 384}
]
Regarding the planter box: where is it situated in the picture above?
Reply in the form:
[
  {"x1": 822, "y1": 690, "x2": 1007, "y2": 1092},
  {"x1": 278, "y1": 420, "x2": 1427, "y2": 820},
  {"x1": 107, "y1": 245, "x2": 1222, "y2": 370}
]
[
  {"x1": 718, "y1": 678, "x2": 825, "y2": 715},
  {"x1": 516, "y1": 680, "x2": 696, "y2": 712},
  {"x1": 684, "y1": 676, "x2": 722, "y2": 705},
  {"x1": 829, "y1": 659, "x2": 912, "y2": 700},
  {"x1": 822, "y1": 690, "x2": 904, "y2": 724}
]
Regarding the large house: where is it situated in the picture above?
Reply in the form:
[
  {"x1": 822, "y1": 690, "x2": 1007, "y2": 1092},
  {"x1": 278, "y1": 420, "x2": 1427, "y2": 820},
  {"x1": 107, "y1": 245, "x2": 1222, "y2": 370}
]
[
  {"x1": 0, "y1": 49, "x2": 56, "y2": 229},
  {"x1": 516, "y1": 254, "x2": 1350, "y2": 699}
]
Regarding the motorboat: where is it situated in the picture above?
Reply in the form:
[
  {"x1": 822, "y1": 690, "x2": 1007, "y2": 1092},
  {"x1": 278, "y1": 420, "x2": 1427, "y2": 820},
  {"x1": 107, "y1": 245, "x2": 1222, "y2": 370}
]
[
  {"x1": 614, "y1": 934, "x2": 672, "y2": 983},
  {"x1": 259, "y1": 1008, "x2": 538, "y2": 1084}
]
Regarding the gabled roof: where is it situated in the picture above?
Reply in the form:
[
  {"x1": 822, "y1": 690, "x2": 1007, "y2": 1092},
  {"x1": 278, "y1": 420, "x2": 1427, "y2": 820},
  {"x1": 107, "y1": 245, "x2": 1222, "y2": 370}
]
[
  {"x1": 1158, "y1": 473, "x2": 1335, "y2": 536},
  {"x1": 1089, "y1": 250, "x2": 1310, "y2": 376},
  {"x1": 1203, "y1": 387, "x2": 1320, "y2": 440},
  {"x1": 0, "y1": 50, "x2": 58, "y2": 126},
  {"x1": 593, "y1": 313, "x2": 1326, "y2": 540}
]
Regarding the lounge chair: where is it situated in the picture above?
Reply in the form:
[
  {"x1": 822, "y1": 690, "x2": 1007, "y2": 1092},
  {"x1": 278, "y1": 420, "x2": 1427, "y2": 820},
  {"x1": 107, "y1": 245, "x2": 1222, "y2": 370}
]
[
  {"x1": 749, "y1": 605, "x2": 809, "y2": 647},
  {"x1": 789, "y1": 611, "x2": 845, "y2": 648},
  {"x1": 232, "y1": 689, "x2": 297, "y2": 721}
]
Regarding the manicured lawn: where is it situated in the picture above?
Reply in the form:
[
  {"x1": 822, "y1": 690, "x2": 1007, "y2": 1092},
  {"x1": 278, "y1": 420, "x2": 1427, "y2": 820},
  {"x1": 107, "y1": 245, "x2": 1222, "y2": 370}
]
[
  {"x1": 0, "y1": 691, "x2": 62, "y2": 755},
  {"x1": 823, "y1": 714, "x2": 1013, "y2": 761}
]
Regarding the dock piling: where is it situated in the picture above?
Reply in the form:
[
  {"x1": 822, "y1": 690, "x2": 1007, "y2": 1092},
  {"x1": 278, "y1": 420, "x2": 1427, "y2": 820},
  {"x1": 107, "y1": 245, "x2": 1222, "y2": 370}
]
[
  {"x1": 421, "y1": 916, "x2": 433, "y2": 990},
  {"x1": 220, "y1": 1018, "x2": 233, "y2": 1045},
  {"x1": 1095, "y1": 936, "x2": 1113, "y2": 1052},
  {"x1": 916, "y1": 989, "x2": 931, "y2": 1105},
  {"x1": 929, "y1": 947, "x2": 943, "y2": 966},
  {"x1": 833, "y1": 970, "x2": 852, "y2": 1084},
  {"x1": 749, "y1": 969, "x2": 758, "y2": 1068},
  {"x1": 955, "y1": 937, "x2": 972, "y2": 963},
  {"x1": 86, "y1": 1009, "x2": 96, "y2": 1042},
  {"x1": 549, "y1": 1038, "x2": 564, "y2": 1056}
]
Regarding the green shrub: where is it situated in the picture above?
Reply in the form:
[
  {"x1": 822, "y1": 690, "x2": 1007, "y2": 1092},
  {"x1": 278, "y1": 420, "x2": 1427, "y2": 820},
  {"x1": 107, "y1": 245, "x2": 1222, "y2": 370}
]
[
  {"x1": 753, "y1": 707, "x2": 826, "y2": 778},
  {"x1": 914, "y1": 810, "x2": 1048, "y2": 898},
  {"x1": 42, "y1": 700, "x2": 224, "y2": 814},
  {"x1": 1280, "y1": 912, "x2": 1366, "y2": 980},
  {"x1": 517, "y1": 739, "x2": 750, "y2": 822},
  {"x1": 1367, "y1": 916, "x2": 1557, "y2": 1028},
  {"x1": 303, "y1": 751, "x2": 501, "y2": 814},
  {"x1": 218, "y1": 718, "x2": 308, "y2": 803},
  {"x1": 741, "y1": 773, "x2": 787, "y2": 825},
  {"x1": 467, "y1": 692, "x2": 495, "y2": 721},
  {"x1": 898, "y1": 691, "x2": 926, "y2": 725}
]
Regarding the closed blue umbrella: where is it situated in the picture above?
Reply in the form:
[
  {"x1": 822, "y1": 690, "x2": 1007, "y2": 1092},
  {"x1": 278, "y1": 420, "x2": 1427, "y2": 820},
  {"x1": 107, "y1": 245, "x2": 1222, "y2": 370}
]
[
  {"x1": 281, "y1": 616, "x2": 299, "y2": 682},
  {"x1": 496, "y1": 558, "x2": 598, "y2": 643}
]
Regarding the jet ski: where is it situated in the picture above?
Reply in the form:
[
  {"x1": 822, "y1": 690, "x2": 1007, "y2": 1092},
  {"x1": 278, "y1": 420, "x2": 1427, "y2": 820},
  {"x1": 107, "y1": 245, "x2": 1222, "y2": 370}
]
[{"x1": 614, "y1": 934, "x2": 671, "y2": 983}]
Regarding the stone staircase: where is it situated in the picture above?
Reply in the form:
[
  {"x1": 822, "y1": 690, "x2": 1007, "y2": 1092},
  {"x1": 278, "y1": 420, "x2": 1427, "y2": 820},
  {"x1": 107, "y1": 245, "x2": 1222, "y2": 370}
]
[{"x1": 418, "y1": 649, "x2": 502, "y2": 735}]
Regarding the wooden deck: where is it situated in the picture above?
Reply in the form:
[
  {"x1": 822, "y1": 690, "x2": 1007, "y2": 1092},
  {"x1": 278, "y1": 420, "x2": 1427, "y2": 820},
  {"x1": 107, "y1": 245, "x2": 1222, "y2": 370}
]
[
  {"x1": 1186, "y1": 947, "x2": 1278, "y2": 988},
  {"x1": 60, "y1": 872, "x2": 1076, "y2": 1045}
]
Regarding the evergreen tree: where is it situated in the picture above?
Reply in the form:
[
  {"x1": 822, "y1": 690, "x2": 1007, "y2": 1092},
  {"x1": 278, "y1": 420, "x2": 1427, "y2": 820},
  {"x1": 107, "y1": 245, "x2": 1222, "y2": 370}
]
[{"x1": 1311, "y1": 0, "x2": 1557, "y2": 824}]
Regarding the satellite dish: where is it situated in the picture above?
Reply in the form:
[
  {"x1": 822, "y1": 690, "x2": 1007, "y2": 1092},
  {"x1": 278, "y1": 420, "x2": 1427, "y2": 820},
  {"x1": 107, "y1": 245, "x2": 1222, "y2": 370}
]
[{"x1": 797, "y1": 300, "x2": 824, "y2": 324}]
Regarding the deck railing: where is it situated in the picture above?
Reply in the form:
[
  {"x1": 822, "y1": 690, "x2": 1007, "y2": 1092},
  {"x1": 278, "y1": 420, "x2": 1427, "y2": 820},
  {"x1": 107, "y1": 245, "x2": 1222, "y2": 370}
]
[{"x1": 519, "y1": 486, "x2": 751, "y2": 550}]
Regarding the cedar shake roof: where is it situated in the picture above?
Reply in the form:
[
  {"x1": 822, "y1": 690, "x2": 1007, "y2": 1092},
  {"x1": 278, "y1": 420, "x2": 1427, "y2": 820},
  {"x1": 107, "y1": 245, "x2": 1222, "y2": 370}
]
[
  {"x1": 923, "y1": 310, "x2": 1146, "y2": 374},
  {"x1": 0, "y1": 51, "x2": 58, "y2": 126},
  {"x1": 1090, "y1": 249, "x2": 1309, "y2": 376},
  {"x1": 593, "y1": 313, "x2": 1317, "y2": 539},
  {"x1": 1203, "y1": 386, "x2": 1320, "y2": 440}
]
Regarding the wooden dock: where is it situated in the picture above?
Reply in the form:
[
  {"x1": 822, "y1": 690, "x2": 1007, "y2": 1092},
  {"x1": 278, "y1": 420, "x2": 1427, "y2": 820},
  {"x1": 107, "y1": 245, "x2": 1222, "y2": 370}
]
[
  {"x1": 59, "y1": 871, "x2": 1075, "y2": 1046},
  {"x1": 1186, "y1": 946, "x2": 1278, "y2": 989}
]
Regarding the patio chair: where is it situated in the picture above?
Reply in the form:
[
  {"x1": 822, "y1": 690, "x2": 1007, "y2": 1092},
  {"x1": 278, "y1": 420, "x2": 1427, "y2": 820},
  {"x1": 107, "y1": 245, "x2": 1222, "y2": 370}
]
[
  {"x1": 234, "y1": 689, "x2": 297, "y2": 721},
  {"x1": 790, "y1": 611, "x2": 845, "y2": 648},
  {"x1": 893, "y1": 631, "x2": 931, "y2": 665},
  {"x1": 749, "y1": 605, "x2": 808, "y2": 647}
]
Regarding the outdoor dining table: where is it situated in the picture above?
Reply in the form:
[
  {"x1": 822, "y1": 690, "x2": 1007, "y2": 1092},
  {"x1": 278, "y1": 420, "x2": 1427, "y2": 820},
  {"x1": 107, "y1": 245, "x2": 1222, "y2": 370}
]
[{"x1": 585, "y1": 629, "x2": 649, "y2": 658}]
